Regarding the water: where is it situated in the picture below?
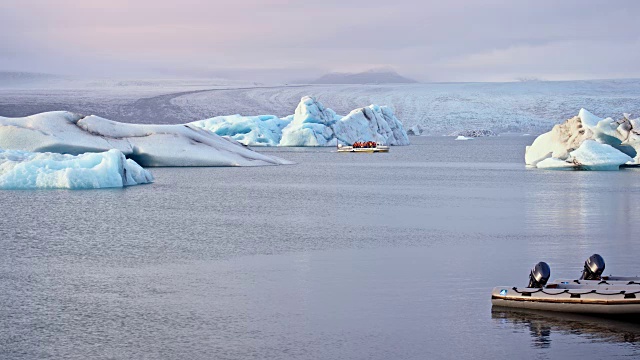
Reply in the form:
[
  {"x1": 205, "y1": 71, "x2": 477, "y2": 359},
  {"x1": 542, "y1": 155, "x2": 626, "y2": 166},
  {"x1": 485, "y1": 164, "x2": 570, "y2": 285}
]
[{"x1": 2, "y1": 136, "x2": 640, "y2": 359}]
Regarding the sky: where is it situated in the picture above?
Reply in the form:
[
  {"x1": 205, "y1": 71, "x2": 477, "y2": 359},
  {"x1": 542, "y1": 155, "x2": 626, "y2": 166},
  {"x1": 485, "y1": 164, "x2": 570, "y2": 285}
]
[{"x1": 1, "y1": 0, "x2": 639, "y2": 82}]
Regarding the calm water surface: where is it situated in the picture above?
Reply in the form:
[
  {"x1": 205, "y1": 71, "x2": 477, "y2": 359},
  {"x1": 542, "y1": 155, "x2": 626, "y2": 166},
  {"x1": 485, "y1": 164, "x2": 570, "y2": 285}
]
[{"x1": 2, "y1": 136, "x2": 640, "y2": 359}]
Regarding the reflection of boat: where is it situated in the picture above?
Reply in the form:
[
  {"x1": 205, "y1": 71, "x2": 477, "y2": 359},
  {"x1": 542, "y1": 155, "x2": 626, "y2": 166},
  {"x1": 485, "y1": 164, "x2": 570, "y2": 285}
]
[
  {"x1": 337, "y1": 142, "x2": 389, "y2": 153},
  {"x1": 492, "y1": 307, "x2": 640, "y2": 349},
  {"x1": 492, "y1": 254, "x2": 640, "y2": 315}
]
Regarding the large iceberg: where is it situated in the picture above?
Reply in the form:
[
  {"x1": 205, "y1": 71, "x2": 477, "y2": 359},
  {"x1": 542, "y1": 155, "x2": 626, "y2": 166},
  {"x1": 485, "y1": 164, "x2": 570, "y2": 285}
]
[
  {"x1": 0, "y1": 112, "x2": 291, "y2": 167},
  {"x1": 525, "y1": 109, "x2": 639, "y2": 170},
  {"x1": 0, "y1": 148, "x2": 153, "y2": 189},
  {"x1": 192, "y1": 96, "x2": 410, "y2": 147}
]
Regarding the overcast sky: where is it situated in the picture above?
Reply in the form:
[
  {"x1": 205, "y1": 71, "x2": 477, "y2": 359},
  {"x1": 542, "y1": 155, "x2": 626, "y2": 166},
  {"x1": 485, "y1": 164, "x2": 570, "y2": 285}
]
[{"x1": 1, "y1": 0, "x2": 639, "y2": 82}]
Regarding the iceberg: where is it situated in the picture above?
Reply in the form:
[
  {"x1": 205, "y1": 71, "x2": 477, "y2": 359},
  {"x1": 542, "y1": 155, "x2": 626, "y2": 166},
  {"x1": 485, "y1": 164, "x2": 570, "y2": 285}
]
[
  {"x1": 190, "y1": 114, "x2": 291, "y2": 147},
  {"x1": 0, "y1": 112, "x2": 291, "y2": 167},
  {"x1": 525, "y1": 109, "x2": 639, "y2": 170},
  {"x1": 191, "y1": 96, "x2": 410, "y2": 147},
  {"x1": 455, "y1": 136, "x2": 473, "y2": 141},
  {"x1": 0, "y1": 148, "x2": 153, "y2": 189},
  {"x1": 279, "y1": 96, "x2": 339, "y2": 146},
  {"x1": 333, "y1": 103, "x2": 410, "y2": 146}
]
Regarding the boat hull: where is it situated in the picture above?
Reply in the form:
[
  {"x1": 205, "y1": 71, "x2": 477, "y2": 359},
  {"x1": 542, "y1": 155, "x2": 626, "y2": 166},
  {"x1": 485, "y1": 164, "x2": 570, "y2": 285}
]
[
  {"x1": 491, "y1": 286, "x2": 640, "y2": 315},
  {"x1": 337, "y1": 147, "x2": 389, "y2": 153}
]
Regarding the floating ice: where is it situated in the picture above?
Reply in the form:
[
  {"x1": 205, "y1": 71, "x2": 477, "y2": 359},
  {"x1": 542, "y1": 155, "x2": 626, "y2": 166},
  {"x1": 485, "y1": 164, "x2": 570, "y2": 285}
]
[
  {"x1": 455, "y1": 136, "x2": 474, "y2": 141},
  {"x1": 279, "y1": 96, "x2": 339, "y2": 146},
  {"x1": 449, "y1": 130, "x2": 496, "y2": 137},
  {"x1": 191, "y1": 114, "x2": 291, "y2": 147},
  {"x1": 191, "y1": 96, "x2": 410, "y2": 147},
  {"x1": 525, "y1": 109, "x2": 639, "y2": 170},
  {"x1": 570, "y1": 140, "x2": 632, "y2": 170},
  {"x1": 0, "y1": 112, "x2": 291, "y2": 167},
  {"x1": 0, "y1": 149, "x2": 153, "y2": 189},
  {"x1": 333, "y1": 104, "x2": 410, "y2": 146}
]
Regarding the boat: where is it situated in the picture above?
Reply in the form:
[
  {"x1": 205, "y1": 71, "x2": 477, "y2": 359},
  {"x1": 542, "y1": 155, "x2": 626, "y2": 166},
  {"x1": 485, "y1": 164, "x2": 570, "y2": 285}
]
[
  {"x1": 491, "y1": 254, "x2": 640, "y2": 315},
  {"x1": 337, "y1": 141, "x2": 389, "y2": 153}
]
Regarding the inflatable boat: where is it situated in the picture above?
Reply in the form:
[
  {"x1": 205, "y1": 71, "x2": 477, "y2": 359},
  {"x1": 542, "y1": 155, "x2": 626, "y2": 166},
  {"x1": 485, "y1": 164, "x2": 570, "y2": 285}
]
[
  {"x1": 492, "y1": 254, "x2": 640, "y2": 315},
  {"x1": 337, "y1": 142, "x2": 389, "y2": 153}
]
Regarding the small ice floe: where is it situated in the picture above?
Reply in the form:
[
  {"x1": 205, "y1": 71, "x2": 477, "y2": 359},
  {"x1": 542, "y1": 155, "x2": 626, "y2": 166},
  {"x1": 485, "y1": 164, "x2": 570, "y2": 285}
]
[
  {"x1": 450, "y1": 129, "x2": 496, "y2": 137},
  {"x1": 455, "y1": 136, "x2": 474, "y2": 141},
  {"x1": 0, "y1": 149, "x2": 153, "y2": 190}
]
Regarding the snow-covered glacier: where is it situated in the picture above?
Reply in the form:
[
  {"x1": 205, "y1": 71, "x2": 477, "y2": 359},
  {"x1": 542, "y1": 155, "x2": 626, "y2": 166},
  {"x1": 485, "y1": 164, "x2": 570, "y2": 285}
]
[
  {"x1": 0, "y1": 112, "x2": 291, "y2": 167},
  {"x1": 191, "y1": 96, "x2": 410, "y2": 147},
  {"x1": 0, "y1": 149, "x2": 153, "y2": 189},
  {"x1": 525, "y1": 109, "x2": 639, "y2": 170}
]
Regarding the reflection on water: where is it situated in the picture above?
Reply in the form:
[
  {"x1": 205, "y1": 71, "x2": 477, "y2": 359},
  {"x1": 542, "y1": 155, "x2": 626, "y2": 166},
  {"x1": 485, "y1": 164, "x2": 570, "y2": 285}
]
[{"x1": 492, "y1": 307, "x2": 640, "y2": 350}]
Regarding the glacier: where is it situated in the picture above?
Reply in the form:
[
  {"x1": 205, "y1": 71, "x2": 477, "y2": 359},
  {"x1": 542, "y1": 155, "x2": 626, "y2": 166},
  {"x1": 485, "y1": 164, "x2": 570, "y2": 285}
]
[
  {"x1": 525, "y1": 109, "x2": 639, "y2": 170},
  {"x1": 0, "y1": 112, "x2": 292, "y2": 167},
  {"x1": 0, "y1": 149, "x2": 153, "y2": 189},
  {"x1": 192, "y1": 96, "x2": 410, "y2": 147}
]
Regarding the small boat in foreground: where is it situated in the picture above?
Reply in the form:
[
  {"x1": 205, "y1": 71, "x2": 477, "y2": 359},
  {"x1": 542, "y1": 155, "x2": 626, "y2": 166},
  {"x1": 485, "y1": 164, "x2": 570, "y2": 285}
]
[
  {"x1": 492, "y1": 254, "x2": 640, "y2": 315},
  {"x1": 337, "y1": 141, "x2": 389, "y2": 153}
]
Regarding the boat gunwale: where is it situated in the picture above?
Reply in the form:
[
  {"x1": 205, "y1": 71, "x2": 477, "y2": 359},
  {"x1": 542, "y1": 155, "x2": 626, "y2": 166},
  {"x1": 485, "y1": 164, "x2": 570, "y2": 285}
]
[{"x1": 491, "y1": 295, "x2": 640, "y2": 305}]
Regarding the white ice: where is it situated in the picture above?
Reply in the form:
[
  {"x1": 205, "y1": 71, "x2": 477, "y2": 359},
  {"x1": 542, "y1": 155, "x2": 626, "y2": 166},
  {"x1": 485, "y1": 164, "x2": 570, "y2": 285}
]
[
  {"x1": 0, "y1": 112, "x2": 292, "y2": 167},
  {"x1": 525, "y1": 108, "x2": 639, "y2": 170},
  {"x1": 455, "y1": 136, "x2": 474, "y2": 141},
  {"x1": 0, "y1": 148, "x2": 153, "y2": 189},
  {"x1": 333, "y1": 104, "x2": 410, "y2": 146},
  {"x1": 570, "y1": 140, "x2": 632, "y2": 170}
]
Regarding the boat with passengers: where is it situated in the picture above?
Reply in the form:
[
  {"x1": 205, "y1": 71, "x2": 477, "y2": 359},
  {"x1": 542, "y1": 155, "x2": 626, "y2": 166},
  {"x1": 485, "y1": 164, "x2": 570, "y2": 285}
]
[{"x1": 337, "y1": 141, "x2": 389, "y2": 153}]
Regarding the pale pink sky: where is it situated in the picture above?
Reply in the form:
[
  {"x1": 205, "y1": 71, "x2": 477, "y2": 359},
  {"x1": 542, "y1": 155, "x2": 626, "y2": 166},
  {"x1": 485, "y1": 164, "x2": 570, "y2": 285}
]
[{"x1": 1, "y1": 0, "x2": 639, "y2": 82}]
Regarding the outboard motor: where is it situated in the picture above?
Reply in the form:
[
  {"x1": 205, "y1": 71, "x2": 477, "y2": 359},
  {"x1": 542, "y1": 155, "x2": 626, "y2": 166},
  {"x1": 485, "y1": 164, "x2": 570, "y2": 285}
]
[
  {"x1": 528, "y1": 262, "x2": 551, "y2": 288},
  {"x1": 580, "y1": 254, "x2": 605, "y2": 280}
]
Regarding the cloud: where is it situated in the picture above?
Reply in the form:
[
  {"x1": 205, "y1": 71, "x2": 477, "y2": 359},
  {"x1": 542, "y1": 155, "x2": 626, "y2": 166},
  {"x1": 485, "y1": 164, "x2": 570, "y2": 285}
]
[{"x1": 1, "y1": 0, "x2": 639, "y2": 81}]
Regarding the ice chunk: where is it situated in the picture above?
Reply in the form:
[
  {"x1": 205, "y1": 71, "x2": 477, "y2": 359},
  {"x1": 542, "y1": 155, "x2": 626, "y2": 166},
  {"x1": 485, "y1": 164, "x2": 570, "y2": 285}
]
[
  {"x1": 569, "y1": 140, "x2": 632, "y2": 170},
  {"x1": 333, "y1": 104, "x2": 410, "y2": 146},
  {"x1": 525, "y1": 109, "x2": 640, "y2": 170},
  {"x1": 449, "y1": 130, "x2": 496, "y2": 137},
  {"x1": 0, "y1": 149, "x2": 153, "y2": 189},
  {"x1": 191, "y1": 114, "x2": 291, "y2": 146},
  {"x1": 0, "y1": 112, "x2": 291, "y2": 167},
  {"x1": 279, "y1": 96, "x2": 339, "y2": 146},
  {"x1": 455, "y1": 136, "x2": 473, "y2": 141},
  {"x1": 535, "y1": 157, "x2": 575, "y2": 169}
]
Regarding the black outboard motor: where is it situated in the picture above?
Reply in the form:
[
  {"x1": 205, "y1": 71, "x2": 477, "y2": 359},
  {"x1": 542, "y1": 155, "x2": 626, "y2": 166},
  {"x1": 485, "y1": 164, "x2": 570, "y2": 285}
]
[
  {"x1": 528, "y1": 262, "x2": 551, "y2": 288},
  {"x1": 580, "y1": 254, "x2": 605, "y2": 280}
]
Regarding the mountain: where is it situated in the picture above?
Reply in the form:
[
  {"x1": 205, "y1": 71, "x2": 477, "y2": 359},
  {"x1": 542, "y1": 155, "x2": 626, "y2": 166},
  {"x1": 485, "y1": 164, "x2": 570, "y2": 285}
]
[
  {"x1": 310, "y1": 69, "x2": 417, "y2": 84},
  {"x1": 0, "y1": 71, "x2": 62, "y2": 87}
]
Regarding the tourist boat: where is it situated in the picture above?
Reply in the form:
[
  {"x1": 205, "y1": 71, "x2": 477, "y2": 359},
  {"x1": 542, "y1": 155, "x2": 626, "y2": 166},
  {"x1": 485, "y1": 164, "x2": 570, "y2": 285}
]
[
  {"x1": 491, "y1": 254, "x2": 640, "y2": 315},
  {"x1": 337, "y1": 141, "x2": 389, "y2": 153}
]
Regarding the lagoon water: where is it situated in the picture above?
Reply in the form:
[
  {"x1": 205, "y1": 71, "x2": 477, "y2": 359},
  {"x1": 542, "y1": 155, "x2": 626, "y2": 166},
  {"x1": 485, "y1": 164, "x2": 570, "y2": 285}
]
[{"x1": 2, "y1": 136, "x2": 640, "y2": 359}]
